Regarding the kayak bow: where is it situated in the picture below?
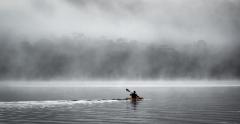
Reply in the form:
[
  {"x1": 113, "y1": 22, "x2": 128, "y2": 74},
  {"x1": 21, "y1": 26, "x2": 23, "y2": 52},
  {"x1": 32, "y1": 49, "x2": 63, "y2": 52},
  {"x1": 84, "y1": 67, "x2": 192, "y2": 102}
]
[{"x1": 126, "y1": 97, "x2": 144, "y2": 101}]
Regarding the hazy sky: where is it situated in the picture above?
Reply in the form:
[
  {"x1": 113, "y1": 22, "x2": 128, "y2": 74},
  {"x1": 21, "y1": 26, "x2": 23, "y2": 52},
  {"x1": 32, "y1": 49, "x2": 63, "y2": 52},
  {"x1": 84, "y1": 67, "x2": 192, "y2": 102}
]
[{"x1": 0, "y1": 0, "x2": 240, "y2": 45}]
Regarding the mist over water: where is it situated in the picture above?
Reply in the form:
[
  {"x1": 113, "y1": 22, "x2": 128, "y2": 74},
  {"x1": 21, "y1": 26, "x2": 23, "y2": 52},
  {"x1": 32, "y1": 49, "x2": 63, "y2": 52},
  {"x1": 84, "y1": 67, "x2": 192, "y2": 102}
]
[
  {"x1": 0, "y1": 0, "x2": 240, "y2": 82},
  {"x1": 0, "y1": 35, "x2": 240, "y2": 81}
]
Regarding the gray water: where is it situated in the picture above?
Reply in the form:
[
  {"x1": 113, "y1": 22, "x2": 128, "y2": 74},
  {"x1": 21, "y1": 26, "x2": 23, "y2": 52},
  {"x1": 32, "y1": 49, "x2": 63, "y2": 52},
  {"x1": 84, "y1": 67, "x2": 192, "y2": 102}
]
[{"x1": 0, "y1": 87, "x2": 240, "y2": 124}]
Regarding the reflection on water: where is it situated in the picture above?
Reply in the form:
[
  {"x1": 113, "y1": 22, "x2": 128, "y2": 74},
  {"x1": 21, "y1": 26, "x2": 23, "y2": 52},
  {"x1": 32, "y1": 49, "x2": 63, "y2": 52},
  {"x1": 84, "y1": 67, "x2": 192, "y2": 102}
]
[
  {"x1": 130, "y1": 100, "x2": 143, "y2": 110},
  {"x1": 0, "y1": 87, "x2": 240, "y2": 124},
  {"x1": 131, "y1": 100, "x2": 138, "y2": 110}
]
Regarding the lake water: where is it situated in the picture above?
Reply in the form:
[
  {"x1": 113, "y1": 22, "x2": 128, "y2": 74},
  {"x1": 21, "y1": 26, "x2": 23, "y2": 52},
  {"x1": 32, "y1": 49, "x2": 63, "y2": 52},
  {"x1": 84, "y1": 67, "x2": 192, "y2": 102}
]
[{"x1": 0, "y1": 86, "x2": 240, "y2": 124}]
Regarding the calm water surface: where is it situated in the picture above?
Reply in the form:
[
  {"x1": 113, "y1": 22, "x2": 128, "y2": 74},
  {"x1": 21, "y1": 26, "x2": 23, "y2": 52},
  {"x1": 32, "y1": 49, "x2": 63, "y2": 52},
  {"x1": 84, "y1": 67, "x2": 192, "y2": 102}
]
[{"x1": 0, "y1": 87, "x2": 240, "y2": 124}]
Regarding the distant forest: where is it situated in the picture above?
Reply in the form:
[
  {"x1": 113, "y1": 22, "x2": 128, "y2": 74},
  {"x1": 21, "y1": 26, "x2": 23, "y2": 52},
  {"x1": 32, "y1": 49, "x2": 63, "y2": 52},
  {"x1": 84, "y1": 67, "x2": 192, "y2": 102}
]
[{"x1": 0, "y1": 34, "x2": 239, "y2": 80}]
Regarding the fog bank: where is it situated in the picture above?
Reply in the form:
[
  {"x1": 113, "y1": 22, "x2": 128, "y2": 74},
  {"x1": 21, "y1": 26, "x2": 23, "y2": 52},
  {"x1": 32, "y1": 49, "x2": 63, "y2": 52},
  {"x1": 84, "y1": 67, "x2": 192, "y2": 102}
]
[
  {"x1": 0, "y1": 35, "x2": 239, "y2": 80},
  {"x1": 0, "y1": 0, "x2": 240, "y2": 81}
]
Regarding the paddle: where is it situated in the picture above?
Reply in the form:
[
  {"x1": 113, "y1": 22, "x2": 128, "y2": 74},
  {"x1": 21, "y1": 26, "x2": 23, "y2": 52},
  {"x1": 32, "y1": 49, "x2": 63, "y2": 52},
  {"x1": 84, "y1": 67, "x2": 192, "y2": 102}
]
[
  {"x1": 126, "y1": 88, "x2": 131, "y2": 93},
  {"x1": 125, "y1": 88, "x2": 131, "y2": 100}
]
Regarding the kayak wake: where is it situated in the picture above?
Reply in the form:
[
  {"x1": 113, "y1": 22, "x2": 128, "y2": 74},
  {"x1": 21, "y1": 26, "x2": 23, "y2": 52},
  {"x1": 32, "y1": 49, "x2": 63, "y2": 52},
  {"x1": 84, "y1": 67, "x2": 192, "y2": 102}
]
[{"x1": 0, "y1": 99, "x2": 123, "y2": 108}]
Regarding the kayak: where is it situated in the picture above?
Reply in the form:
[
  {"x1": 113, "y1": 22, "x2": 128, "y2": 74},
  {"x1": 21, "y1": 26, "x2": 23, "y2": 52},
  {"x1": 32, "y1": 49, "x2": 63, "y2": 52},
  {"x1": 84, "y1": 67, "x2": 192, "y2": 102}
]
[{"x1": 126, "y1": 97, "x2": 144, "y2": 101}]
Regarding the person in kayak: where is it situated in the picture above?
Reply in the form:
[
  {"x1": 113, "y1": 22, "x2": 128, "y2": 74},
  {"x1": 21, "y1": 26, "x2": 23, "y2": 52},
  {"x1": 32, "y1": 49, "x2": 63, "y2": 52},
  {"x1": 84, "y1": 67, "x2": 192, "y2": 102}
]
[{"x1": 130, "y1": 91, "x2": 139, "y2": 99}]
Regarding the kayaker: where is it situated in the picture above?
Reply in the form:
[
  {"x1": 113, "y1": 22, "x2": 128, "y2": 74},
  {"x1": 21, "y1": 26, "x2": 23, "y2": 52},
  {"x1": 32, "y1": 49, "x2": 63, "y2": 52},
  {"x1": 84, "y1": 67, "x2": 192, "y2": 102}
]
[{"x1": 130, "y1": 91, "x2": 139, "y2": 99}]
